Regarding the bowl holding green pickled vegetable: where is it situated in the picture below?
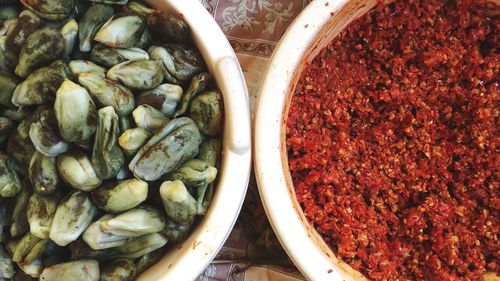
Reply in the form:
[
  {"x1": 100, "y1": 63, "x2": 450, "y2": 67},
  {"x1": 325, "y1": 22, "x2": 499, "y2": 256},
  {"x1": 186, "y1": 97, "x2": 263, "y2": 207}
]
[{"x1": 0, "y1": 0, "x2": 251, "y2": 280}]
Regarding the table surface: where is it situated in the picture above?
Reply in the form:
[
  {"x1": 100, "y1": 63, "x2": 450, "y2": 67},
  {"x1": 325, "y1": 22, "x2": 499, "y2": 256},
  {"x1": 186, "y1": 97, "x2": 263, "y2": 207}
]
[{"x1": 195, "y1": 1, "x2": 312, "y2": 280}]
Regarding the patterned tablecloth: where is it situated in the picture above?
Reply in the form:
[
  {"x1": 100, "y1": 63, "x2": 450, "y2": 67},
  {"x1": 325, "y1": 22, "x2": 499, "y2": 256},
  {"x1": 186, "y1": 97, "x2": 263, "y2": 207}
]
[{"x1": 194, "y1": 1, "x2": 312, "y2": 280}]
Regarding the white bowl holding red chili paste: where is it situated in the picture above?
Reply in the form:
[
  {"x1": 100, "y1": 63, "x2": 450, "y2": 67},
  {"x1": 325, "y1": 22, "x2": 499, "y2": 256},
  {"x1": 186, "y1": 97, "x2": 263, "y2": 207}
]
[
  {"x1": 135, "y1": 1, "x2": 252, "y2": 280},
  {"x1": 255, "y1": 0, "x2": 499, "y2": 280}
]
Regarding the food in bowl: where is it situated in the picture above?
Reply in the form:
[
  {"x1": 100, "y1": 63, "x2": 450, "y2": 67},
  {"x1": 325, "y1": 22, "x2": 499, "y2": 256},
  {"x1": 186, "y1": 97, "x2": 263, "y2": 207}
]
[
  {"x1": 286, "y1": 0, "x2": 499, "y2": 280},
  {"x1": 0, "y1": 1, "x2": 224, "y2": 279}
]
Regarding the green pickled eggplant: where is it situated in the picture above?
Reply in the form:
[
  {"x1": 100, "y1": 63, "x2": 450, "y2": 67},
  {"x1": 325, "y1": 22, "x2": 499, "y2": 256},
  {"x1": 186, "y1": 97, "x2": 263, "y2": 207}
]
[
  {"x1": 29, "y1": 108, "x2": 68, "y2": 158},
  {"x1": 94, "y1": 12, "x2": 145, "y2": 49},
  {"x1": 175, "y1": 72, "x2": 210, "y2": 117},
  {"x1": 190, "y1": 90, "x2": 223, "y2": 136},
  {"x1": 99, "y1": 206, "x2": 166, "y2": 237},
  {"x1": 137, "y1": 83, "x2": 183, "y2": 117},
  {"x1": 100, "y1": 259, "x2": 136, "y2": 281},
  {"x1": 5, "y1": 10, "x2": 41, "y2": 55},
  {"x1": 49, "y1": 191, "x2": 97, "y2": 246},
  {"x1": 0, "y1": 152, "x2": 21, "y2": 197},
  {"x1": 82, "y1": 215, "x2": 129, "y2": 250},
  {"x1": 199, "y1": 138, "x2": 222, "y2": 167},
  {"x1": 129, "y1": 117, "x2": 202, "y2": 181},
  {"x1": 118, "y1": 115, "x2": 131, "y2": 134},
  {"x1": 12, "y1": 232, "x2": 41, "y2": 263},
  {"x1": 57, "y1": 152, "x2": 101, "y2": 191},
  {"x1": 92, "y1": 106, "x2": 125, "y2": 180},
  {"x1": 20, "y1": 0, "x2": 74, "y2": 20},
  {"x1": 107, "y1": 59, "x2": 164, "y2": 91},
  {"x1": 135, "y1": 248, "x2": 164, "y2": 274},
  {"x1": 159, "y1": 180, "x2": 197, "y2": 224},
  {"x1": 15, "y1": 28, "x2": 65, "y2": 78},
  {"x1": 197, "y1": 138, "x2": 222, "y2": 214},
  {"x1": 170, "y1": 159, "x2": 217, "y2": 188},
  {"x1": 10, "y1": 180, "x2": 32, "y2": 237},
  {"x1": 79, "y1": 4, "x2": 114, "y2": 52},
  {"x1": 161, "y1": 219, "x2": 191, "y2": 243},
  {"x1": 127, "y1": 1, "x2": 155, "y2": 17},
  {"x1": 54, "y1": 80, "x2": 98, "y2": 142},
  {"x1": 91, "y1": 44, "x2": 149, "y2": 68},
  {"x1": 118, "y1": 128, "x2": 151, "y2": 156},
  {"x1": 147, "y1": 11, "x2": 190, "y2": 44},
  {"x1": 0, "y1": 116, "x2": 13, "y2": 144},
  {"x1": 0, "y1": 71, "x2": 19, "y2": 107},
  {"x1": 7, "y1": 120, "x2": 35, "y2": 175},
  {"x1": 132, "y1": 104, "x2": 169, "y2": 132},
  {"x1": 91, "y1": 179, "x2": 148, "y2": 213},
  {"x1": 28, "y1": 151, "x2": 59, "y2": 195},
  {"x1": 69, "y1": 60, "x2": 106, "y2": 78},
  {"x1": 60, "y1": 19, "x2": 78, "y2": 58},
  {"x1": 0, "y1": 245, "x2": 14, "y2": 279},
  {"x1": 26, "y1": 193, "x2": 58, "y2": 239},
  {"x1": 39, "y1": 259, "x2": 100, "y2": 281},
  {"x1": 111, "y1": 233, "x2": 167, "y2": 259},
  {"x1": 149, "y1": 44, "x2": 205, "y2": 84},
  {"x1": 12, "y1": 60, "x2": 72, "y2": 107},
  {"x1": 78, "y1": 73, "x2": 136, "y2": 116}
]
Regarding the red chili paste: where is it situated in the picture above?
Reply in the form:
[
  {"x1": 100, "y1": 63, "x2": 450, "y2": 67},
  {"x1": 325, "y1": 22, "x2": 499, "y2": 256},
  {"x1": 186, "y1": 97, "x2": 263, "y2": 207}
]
[{"x1": 286, "y1": 0, "x2": 499, "y2": 280}]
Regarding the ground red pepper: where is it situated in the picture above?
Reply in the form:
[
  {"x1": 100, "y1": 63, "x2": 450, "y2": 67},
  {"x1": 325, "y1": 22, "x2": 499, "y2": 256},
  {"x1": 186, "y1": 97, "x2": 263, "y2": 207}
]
[{"x1": 286, "y1": 0, "x2": 499, "y2": 280}]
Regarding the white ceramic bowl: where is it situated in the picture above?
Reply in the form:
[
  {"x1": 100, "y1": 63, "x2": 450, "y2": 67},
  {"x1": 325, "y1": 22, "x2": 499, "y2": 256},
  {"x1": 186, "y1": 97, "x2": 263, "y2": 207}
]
[
  {"x1": 255, "y1": 1, "x2": 500, "y2": 281},
  {"x1": 255, "y1": 0, "x2": 379, "y2": 280},
  {"x1": 137, "y1": 1, "x2": 252, "y2": 280}
]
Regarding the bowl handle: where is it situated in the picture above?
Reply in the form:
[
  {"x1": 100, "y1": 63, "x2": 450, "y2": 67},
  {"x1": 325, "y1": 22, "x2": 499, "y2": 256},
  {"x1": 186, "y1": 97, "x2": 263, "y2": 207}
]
[{"x1": 215, "y1": 56, "x2": 251, "y2": 155}]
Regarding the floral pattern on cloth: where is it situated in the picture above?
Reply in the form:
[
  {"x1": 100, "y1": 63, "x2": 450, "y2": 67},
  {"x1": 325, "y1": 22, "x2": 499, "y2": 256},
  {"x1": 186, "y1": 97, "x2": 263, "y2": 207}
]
[{"x1": 195, "y1": 2, "x2": 311, "y2": 279}]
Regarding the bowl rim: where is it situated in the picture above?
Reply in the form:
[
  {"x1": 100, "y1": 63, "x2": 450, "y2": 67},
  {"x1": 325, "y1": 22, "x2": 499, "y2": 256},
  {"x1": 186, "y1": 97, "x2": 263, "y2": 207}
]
[
  {"x1": 138, "y1": 1, "x2": 252, "y2": 280},
  {"x1": 255, "y1": 0, "x2": 374, "y2": 280}
]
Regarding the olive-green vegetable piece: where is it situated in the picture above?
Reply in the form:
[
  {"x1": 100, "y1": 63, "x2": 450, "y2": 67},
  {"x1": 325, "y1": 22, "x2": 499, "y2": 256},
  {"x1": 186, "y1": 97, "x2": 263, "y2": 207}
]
[
  {"x1": 57, "y1": 152, "x2": 101, "y2": 191},
  {"x1": 26, "y1": 193, "x2": 58, "y2": 239},
  {"x1": 91, "y1": 44, "x2": 149, "y2": 68},
  {"x1": 9, "y1": 180, "x2": 32, "y2": 237},
  {"x1": 107, "y1": 59, "x2": 164, "y2": 91},
  {"x1": 78, "y1": 72, "x2": 136, "y2": 116},
  {"x1": 159, "y1": 180, "x2": 197, "y2": 224},
  {"x1": 49, "y1": 191, "x2": 97, "y2": 246},
  {"x1": 94, "y1": 13, "x2": 145, "y2": 49},
  {"x1": 29, "y1": 108, "x2": 68, "y2": 158},
  {"x1": 100, "y1": 259, "x2": 136, "y2": 281},
  {"x1": 0, "y1": 152, "x2": 21, "y2": 198},
  {"x1": 136, "y1": 83, "x2": 183, "y2": 117},
  {"x1": 82, "y1": 215, "x2": 129, "y2": 250},
  {"x1": 91, "y1": 179, "x2": 148, "y2": 213},
  {"x1": 129, "y1": 117, "x2": 202, "y2": 181},
  {"x1": 98, "y1": 206, "x2": 166, "y2": 237},
  {"x1": 92, "y1": 106, "x2": 125, "y2": 180},
  {"x1": 15, "y1": 28, "x2": 65, "y2": 78},
  {"x1": 39, "y1": 259, "x2": 100, "y2": 281},
  {"x1": 175, "y1": 72, "x2": 210, "y2": 117},
  {"x1": 12, "y1": 60, "x2": 72, "y2": 108},
  {"x1": 54, "y1": 80, "x2": 97, "y2": 143},
  {"x1": 118, "y1": 128, "x2": 151, "y2": 156},
  {"x1": 79, "y1": 4, "x2": 114, "y2": 52},
  {"x1": 28, "y1": 151, "x2": 60, "y2": 196},
  {"x1": 20, "y1": 0, "x2": 74, "y2": 20},
  {"x1": 132, "y1": 104, "x2": 169, "y2": 132},
  {"x1": 190, "y1": 90, "x2": 224, "y2": 136}
]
